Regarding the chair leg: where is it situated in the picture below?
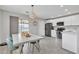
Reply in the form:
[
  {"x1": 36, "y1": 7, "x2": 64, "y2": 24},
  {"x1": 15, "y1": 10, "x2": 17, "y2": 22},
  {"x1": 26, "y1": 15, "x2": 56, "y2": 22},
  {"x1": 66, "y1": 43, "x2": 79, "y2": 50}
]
[
  {"x1": 9, "y1": 50, "x2": 13, "y2": 54},
  {"x1": 19, "y1": 44, "x2": 24, "y2": 54},
  {"x1": 31, "y1": 41, "x2": 40, "y2": 53},
  {"x1": 31, "y1": 43, "x2": 40, "y2": 53},
  {"x1": 27, "y1": 42, "x2": 32, "y2": 53},
  {"x1": 35, "y1": 44, "x2": 40, "y2": 52},
  {"x1": 36, "y1": 41, "x2": 40, "y2": 52},
  {"x1": 32, "y1": 44, "x2": 35, "y2": 54}
]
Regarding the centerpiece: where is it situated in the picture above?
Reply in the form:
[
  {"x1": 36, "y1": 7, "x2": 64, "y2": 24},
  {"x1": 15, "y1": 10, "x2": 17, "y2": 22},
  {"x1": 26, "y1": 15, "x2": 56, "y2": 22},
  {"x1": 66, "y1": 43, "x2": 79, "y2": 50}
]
[{"x1": 21, "y1": 32, "x2": 31, "y2": 37}]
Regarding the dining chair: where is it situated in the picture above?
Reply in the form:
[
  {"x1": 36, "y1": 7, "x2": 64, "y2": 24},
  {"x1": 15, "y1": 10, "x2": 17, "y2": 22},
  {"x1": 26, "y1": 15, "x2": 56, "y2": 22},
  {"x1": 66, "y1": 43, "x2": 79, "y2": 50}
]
[
  {"x1": 30, "y1": 40, "x2": 40, "y2": 53},
  {"x1": 6, "y1": 33, "x2": 24, "y2": 54}
]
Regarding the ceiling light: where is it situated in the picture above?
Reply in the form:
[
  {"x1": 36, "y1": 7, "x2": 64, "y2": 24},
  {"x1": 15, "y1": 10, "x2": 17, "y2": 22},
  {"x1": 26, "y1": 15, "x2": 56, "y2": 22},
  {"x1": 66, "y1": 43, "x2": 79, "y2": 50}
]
[
  {"x1": 65, "y1": 9, "x2": 68, "y2": 12},
  {"x1": 51, "y1": 16, "x2": 54, "y2": 18},
  {"x1": 28, "y1": 5, "x2": 39, "y2": 25},
  {"x1": 67, "y1": 12, "x2": 71, "y2": 14},
  {"x1": 58, "y1": 15, "x2": 62, "y2": 17},
  {"x1": 60, "y1": 5, "x2": 64, "y2": 7}
]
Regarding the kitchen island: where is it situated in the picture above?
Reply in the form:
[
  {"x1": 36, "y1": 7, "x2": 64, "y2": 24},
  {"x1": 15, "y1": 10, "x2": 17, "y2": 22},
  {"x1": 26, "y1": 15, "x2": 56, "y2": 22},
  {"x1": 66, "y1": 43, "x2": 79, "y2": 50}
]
[{"x1": 62, "y1": 26, "x2": 79, "y2": 53}]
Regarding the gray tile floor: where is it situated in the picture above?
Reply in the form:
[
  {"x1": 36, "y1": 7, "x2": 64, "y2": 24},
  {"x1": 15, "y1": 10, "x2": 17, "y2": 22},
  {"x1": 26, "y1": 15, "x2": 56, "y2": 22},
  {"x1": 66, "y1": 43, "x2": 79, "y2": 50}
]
[{"x1": 0, "y1": 37, "x2": 73, "y2": 54}]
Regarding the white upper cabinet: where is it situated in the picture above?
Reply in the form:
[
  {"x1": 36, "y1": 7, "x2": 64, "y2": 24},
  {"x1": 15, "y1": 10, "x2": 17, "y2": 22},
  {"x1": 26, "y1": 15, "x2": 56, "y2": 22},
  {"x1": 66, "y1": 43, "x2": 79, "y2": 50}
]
[
  {"x1": 64, "y1": 15, "x2": 79, "y2": 26},
  {"x1": 46, "y1": 15, "x2": 79, "y2": 26},
  {"x1": 64, "y1": 16, "x2": 72, "y2": 26},
  {"x1": 71, "y1": 15, "x2": 79, "y2": 25}
]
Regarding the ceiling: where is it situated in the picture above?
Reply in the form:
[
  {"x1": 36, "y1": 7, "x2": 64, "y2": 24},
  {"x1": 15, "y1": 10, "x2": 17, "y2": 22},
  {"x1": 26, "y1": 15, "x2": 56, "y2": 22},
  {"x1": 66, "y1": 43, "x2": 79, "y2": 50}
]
[{"x1": 0, "y1": 5, "x2": 79, "y2": 19}]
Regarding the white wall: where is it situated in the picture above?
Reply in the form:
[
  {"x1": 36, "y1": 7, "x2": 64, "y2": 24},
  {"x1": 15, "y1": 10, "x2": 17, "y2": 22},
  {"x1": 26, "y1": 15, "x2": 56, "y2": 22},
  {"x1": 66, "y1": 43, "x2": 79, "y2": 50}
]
[
  {"x1": 0, "y1": 10, "x2": 28, "y2": 43},
  {"x1": 29, "y1": 19, "x2": 45, "y2": 36},
  {"x1": 29, "y1": 22, "x2": 39, "y2": 35},
  {"x1": 0, "y1": 10, "x2": 2, "y2": 43},
  {"x1": 38, "y1": 20, "x2": 45, "y2": 36}
]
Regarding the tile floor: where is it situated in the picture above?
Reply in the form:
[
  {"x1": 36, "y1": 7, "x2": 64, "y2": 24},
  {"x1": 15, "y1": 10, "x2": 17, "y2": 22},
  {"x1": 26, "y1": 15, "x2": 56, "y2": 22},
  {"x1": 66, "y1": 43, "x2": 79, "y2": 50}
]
[{"x1": 0, "y1": 37, "x2": 74, "y2": 54}]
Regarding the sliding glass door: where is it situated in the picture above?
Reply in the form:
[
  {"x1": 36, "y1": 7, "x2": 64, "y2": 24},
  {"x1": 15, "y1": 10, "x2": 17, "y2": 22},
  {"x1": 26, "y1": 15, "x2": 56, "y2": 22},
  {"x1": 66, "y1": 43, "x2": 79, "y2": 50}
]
[
  {"x1": 10, "y1": 16, "x2": 29, "y2": 34},
  {"x1": 18, "y1": 19, "x2": 29, "y2": 33}
]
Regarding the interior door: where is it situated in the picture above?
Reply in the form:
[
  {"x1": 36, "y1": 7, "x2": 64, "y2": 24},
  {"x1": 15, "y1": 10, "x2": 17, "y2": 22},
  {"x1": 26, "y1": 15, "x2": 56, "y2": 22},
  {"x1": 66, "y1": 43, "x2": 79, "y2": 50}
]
[
  {"x1": 10, "y1": 16, "x2": 19, "y2": 34},
  {"x1": 45, "y1": 23, "x2": 52, "y2": 37}
]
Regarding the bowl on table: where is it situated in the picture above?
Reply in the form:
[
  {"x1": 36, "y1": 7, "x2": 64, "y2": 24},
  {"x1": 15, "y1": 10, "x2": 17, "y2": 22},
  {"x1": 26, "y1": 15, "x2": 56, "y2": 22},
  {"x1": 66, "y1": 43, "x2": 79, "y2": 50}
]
[{"x1": 21, "y1": 32, "x2": 31, "y2": 37}]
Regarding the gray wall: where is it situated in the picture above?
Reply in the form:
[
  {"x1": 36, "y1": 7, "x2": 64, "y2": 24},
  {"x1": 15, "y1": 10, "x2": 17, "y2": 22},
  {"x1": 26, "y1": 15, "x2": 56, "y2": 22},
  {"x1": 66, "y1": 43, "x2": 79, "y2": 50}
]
[{"x1": 10, "y1": 16, "x2": 19, "y2": 34}]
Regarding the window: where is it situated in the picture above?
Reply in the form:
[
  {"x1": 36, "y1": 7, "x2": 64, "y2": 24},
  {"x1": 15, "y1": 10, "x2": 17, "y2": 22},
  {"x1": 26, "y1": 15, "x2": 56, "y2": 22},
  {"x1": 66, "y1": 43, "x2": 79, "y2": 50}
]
[{"x1": 18, "y1": 19, "x2": 29, "y2": 33}]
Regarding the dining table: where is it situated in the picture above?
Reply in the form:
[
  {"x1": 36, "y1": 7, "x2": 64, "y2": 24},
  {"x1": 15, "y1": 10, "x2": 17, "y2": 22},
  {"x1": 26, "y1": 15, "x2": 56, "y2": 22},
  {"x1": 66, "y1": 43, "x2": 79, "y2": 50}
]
[{"x1": 12, "y1": 33, "x2": 44, "y2": 53}]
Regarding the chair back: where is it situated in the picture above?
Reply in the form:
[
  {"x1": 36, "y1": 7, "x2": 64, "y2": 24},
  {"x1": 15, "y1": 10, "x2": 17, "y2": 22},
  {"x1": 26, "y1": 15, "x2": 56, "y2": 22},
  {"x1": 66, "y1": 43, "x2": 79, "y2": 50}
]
[{"x1": 6, "y1": 33, "x2": 14, "y2": 50}]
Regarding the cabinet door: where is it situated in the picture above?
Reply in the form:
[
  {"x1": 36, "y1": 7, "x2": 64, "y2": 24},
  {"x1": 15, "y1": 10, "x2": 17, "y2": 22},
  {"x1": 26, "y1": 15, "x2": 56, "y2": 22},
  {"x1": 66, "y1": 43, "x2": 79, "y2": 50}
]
[{"x1": 64, "y1": 16, "x2": 72, "y2": 26}]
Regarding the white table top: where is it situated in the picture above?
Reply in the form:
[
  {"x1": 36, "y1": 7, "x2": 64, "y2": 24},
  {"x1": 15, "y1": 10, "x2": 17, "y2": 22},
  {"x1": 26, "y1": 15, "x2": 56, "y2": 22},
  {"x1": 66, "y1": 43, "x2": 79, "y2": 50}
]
[{"x1": 12, "y1": 33, "x2": 44, "y2": 45}]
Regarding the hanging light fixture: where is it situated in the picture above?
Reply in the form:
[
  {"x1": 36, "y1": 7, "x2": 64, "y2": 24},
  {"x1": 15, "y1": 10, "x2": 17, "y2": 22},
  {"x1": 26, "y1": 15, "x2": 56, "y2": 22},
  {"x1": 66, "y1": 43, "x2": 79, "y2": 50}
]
[{"x1": 28, "y1": 5, "x2": 38, "y2": 25}]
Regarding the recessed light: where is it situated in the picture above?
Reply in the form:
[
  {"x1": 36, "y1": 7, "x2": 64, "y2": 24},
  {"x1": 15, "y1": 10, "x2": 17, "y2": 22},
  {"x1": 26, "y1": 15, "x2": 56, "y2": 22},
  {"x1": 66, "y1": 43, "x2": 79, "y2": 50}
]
[
  {"x1": 51, "y1": 16, "x2": 54, "y2": 18},
  {"x1": 67, "y1": 12, "x2": 71, "y2": 14},
  {"x1": 58, "y1": 15, "x2": 62, "y2": 17},
  {"x1": 60, "y1": 5, "x2": 64, "y2": 7},
  {"x1": 65, "y1": 9, "x2": 68, "y2": 12}
]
